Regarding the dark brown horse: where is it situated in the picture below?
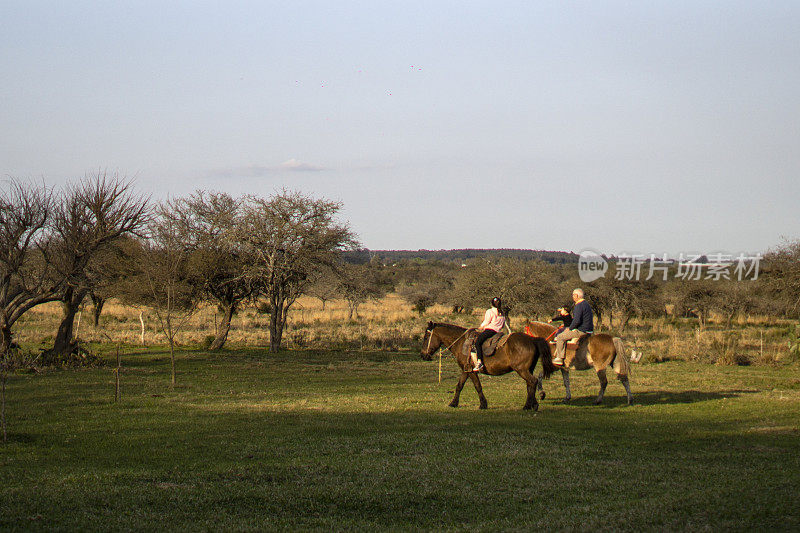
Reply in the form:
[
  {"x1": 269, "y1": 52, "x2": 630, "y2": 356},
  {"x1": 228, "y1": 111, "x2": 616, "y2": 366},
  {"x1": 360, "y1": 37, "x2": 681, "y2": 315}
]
[
  {"x1": 420, "y1": 321, "x2": 557, "y2": 410},
  {"x1": 525, "y1": 321, "x2": 633, "y2": 405}
]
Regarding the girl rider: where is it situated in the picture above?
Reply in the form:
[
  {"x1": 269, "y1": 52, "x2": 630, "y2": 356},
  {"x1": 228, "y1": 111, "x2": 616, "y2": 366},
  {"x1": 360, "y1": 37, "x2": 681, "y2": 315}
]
[{"x1": 473, "y1": 297, "x2": 505, "y2": 372}]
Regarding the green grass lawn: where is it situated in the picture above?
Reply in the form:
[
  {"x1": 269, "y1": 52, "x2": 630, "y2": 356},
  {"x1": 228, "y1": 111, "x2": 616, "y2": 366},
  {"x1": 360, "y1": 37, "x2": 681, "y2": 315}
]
[{"x1": 2, "y1": 348, "x2": 799, "y2": 531}]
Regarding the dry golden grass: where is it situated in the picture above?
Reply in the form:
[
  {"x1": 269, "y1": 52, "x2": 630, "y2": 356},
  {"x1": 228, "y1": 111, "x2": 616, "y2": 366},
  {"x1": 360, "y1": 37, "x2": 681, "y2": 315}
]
[
  {"x1": 14, "y1": 295, "x2": 794, "y2": 365},
  {"x1": 598, "y1": 315, "x2": 792, "y2": 365},
  {"x1": 15, "y1": 294, "x2": 466, "y2": 352}
]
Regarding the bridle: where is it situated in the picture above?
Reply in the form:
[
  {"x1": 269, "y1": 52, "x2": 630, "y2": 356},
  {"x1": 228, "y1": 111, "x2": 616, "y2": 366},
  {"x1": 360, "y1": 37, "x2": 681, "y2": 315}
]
[
  {"x1": 426, "y1": 325, "x2": 471, "y2": 383},
  {"x1": 425, "y1": 326, "x2": 468, "y2": 355}
]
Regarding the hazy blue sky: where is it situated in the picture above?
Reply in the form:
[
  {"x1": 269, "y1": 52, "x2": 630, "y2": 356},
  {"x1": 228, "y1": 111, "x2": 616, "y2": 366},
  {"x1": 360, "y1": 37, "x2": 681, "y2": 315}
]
[{"x1": 2, "y1": 1, "x2": 799, "y2": 255}]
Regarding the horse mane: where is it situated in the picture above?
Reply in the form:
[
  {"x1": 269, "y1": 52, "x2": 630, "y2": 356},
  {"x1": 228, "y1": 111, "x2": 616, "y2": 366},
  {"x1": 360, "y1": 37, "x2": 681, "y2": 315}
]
[{"x1": 431, "y1": 322, "x2": 466, "y2": 332}]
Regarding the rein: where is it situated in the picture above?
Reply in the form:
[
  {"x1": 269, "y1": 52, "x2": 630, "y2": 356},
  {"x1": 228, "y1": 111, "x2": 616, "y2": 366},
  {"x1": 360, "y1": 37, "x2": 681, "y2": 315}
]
[
  {"x1": 428, "y1": 327, "x2": 468, "y2": 355},
  {"x1": 428, "y1": 326, "x2": 470, "y2": 383},
  {"x1": 527, "y1": 322, "x2": 559, "y2": 342}
]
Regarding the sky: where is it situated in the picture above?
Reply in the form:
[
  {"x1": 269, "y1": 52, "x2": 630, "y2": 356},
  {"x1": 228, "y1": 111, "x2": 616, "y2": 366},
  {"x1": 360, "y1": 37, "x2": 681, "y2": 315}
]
[{"x1": 2, "y1": 1, "x2": 799, "y2": 256}]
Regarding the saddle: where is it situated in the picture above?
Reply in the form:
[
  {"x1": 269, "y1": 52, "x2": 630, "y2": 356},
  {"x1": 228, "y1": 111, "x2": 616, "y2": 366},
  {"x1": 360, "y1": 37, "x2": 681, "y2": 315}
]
[
  {"x1": 549, "y1": 332, "x2": 592, "y2": 366},
  {"x1": 462, "y1": 328, "x2": 511, "y2": 359}
]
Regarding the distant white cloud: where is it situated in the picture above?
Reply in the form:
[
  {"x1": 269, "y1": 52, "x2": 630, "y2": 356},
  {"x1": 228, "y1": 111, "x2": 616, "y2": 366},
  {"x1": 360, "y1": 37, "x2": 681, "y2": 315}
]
[
  {"x1": 278, "y1": 158, "x2": 326, "y2": 172},
  {"x1": 208, "y1": 159, "x2": 328, "y2": 179}
]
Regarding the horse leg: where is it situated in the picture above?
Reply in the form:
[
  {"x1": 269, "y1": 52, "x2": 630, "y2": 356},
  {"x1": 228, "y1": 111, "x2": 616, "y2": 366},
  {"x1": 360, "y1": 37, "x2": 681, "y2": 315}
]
[
  {"x1": 515, "y1": 368, "x2": 539, "y2": 411},
  {"x1": 561, "y1": 368, "x2": 571, "y2": 404},
  {"x1": 618, "y1": 373, "x2": 633, "y2": 405},
  {"x1": 449, "y1": 372, "x2": 470, "y2": 408},
  {"x1": 469, "y1": 373, "x2": 488, "y2": 409},
  {"x1": 537, "y1": 372, "x2": 546, "y2": 401},
  {"x1": 595, "y1": 369, "x2": 608, "y2": 405}
]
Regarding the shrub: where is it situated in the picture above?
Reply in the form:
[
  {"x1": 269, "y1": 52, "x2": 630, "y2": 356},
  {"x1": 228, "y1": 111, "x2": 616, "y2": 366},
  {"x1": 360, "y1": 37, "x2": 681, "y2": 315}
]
[
  {"x1": 787, "y1": 323, "x2": 800, "y2": 362},
  {"x1": 201, "y1": 335, "x2": 216, "y2": 350},
  {"x1": 711, "y1": 332, "x2": 750, "y2": 366}
]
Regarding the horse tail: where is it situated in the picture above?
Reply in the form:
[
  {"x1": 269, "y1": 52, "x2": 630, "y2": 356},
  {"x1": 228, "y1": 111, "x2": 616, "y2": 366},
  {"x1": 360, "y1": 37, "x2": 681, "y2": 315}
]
[
  {"x1": 612, "y1": 337, "x2": 631, "y2": 377},
  {"x1": 533, "y1": 337, "x2": 557, "y2": 379}
]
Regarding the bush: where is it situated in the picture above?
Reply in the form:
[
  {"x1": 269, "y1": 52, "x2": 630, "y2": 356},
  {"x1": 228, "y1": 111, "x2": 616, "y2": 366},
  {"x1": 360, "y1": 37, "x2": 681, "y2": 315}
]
[
  {"x1": 711, "y1": 332, "x2": 750, "y2": 366},
  {"x1": 41, "y1": 342, "x2": 104, "y2": 368},
  {"x1": 787, "y1": 323, "x2": 800, "y2": 362},
  {"x1": 201, "y1": 335, "x2": 216, "y2": 350},
  {"x1": 1, "y1": 346, "x2": 38, "y2": 372}
]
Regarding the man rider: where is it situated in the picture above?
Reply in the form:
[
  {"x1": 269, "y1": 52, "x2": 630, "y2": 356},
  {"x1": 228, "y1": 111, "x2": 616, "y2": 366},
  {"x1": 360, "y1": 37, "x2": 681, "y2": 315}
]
[{"x1": 552, "y1": 288, "x2": 594, "y2": 366}]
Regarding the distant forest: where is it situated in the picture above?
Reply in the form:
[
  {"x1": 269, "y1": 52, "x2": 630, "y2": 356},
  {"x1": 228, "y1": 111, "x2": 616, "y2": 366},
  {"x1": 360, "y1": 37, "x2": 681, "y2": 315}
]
[{"x1": 342, "y1": 248, "x2": 579, "y2": 265}]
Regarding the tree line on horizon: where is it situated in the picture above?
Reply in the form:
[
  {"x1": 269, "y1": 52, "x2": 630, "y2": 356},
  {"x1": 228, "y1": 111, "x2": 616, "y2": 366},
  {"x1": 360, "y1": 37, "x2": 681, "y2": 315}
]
[{"x1": 342, "y1": 249, "x2": 580, "y2": 265}]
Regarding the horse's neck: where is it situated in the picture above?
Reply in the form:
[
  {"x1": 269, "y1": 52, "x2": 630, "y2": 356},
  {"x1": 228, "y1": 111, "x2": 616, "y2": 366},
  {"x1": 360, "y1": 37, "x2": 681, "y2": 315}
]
[
  {"x1": 530, "y1": 321, "x2": 556, "y2": 335},
  {"x1": 437, "y1": 326, "x2": 467, "y2": 351}
]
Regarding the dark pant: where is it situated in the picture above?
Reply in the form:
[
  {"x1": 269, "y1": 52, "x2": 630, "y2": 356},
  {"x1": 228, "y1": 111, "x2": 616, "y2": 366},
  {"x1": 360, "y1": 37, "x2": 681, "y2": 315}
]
[{"x1": 475, "y1": 329, "x2": 498, "y2": 360}]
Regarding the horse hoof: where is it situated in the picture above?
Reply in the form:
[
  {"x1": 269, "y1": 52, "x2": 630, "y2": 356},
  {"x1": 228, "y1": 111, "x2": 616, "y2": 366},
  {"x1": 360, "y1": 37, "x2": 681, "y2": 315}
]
[
  {"x1": 593, "y1": 399, "x2": 603, "y2": 405},
  {"x1": 561, "y1": 398, "x2": 570, "y2": 404},
  {"x1": 448, "y1": 402, "x2": 458, "y2": 408},
  {"x1": 479, "y1": 404, "x2": 488, "y2": 410},
  {"x1": 539, "y1": 392, "x2": 546, "y2": 401}
]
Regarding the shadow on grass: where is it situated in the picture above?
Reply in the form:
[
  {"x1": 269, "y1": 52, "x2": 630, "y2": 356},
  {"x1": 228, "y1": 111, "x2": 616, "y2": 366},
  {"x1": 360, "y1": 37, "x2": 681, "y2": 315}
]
[
  {"x1": 3, "y1": 401, "x2": 799, "y2": 532},
  {"x1": 560, "y1": 389, "x2": 759, "y2": 407},
  {"x1": 2, "y1": 433, "x2": 38, "y2": 444}
]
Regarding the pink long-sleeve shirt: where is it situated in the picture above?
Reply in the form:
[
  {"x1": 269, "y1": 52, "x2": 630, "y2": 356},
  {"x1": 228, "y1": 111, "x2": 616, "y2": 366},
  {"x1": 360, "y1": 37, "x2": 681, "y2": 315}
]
[{"x1": 479, "y1": 307, "x2": 505, "y2": 332}]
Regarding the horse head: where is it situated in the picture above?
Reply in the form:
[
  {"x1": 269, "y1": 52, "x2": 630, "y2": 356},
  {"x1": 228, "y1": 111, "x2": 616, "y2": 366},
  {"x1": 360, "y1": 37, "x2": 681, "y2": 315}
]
[{"x1": 420, "y1": 321, "x2": 440, "y2": 360}]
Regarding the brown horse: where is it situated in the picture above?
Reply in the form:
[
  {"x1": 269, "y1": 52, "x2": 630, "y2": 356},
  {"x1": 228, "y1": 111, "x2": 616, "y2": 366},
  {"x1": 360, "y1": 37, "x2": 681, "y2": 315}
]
[
  {"x1": 420, "y1": 321, "x2": 557, "y2": 410},
  {"x1": 526, "y1": 321, "x2": 633, "y2": 405}
]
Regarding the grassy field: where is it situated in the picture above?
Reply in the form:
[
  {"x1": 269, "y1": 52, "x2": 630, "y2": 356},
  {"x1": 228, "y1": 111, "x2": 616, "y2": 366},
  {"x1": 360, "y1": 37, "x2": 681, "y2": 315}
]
[{"x1": 2, "y1": 346, "x2": 800, "y2": 531}]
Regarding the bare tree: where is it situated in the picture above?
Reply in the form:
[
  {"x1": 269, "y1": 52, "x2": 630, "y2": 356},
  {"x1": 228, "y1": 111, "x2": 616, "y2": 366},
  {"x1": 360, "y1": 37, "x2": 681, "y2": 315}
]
[
  {"x1": 338, "y1": 263, "x2": 392, "y2": 319},
  {"x1": 42, "y1": 174, "x2": 149, "y2": 362},
  {"x1": 0, "y1": 180, "x2": 56, "y2": 443},
  {"x1": 594, "y1": 271, "x2": 664, "y2": 332},
  {"x1": 307, "y1": 267, "x2": 340, "y2": 311},
  {"x1": 670, "y1": 280, "x2": 717, "y2": 328},
  {"x1": 713, "y1": 280, "x2": 758, "y2": 329},
  {"x1": 83, "y1": 236, "x2": 145, "y2": 329},
  {"x1": 235, "y1": 191, "x2": 357, "y2": 352},
  {"x1": 399, "y1": 280, "x2": 442, "y2": 316},
  {"x1": 119, "y1": 206, "x2": 199, "y2": 385},
  {"x1": 0, "y1": 180, "x2": 58, "y2": 354},
  {"x1": 169, "y1": 191, "x2": 258, "y2": 351},
  {"x1": 582, "y1": 277, "x2": 612, "y2": 327},
  {"x1": 396, "y1": 262, "x2": 454, "y2": 316},
  {"x1": 448, "y1": 258, "x2": 556, "y2": 325},
  {"x1": 763, "y1": 239, "x2": 800, "y2": 316}
]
